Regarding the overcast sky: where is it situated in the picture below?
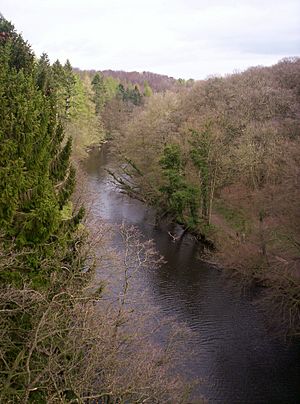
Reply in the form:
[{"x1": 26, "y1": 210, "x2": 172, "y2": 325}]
[{"x1": 1, "y1": 0, "x2": 299, "y2": 79}]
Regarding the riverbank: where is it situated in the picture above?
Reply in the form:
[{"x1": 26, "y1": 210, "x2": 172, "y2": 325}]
[
  {"x1": 105, "y1": 58, "x2": 300, "y2": 341},
  {"x1": 163, "y1": 203, "x2": 300, "y2": 338},
  {"x1": 105, "y1": 141, "x2": 300, "y2": 338},
  {"x1": 209, "y1": 206, "x2": 300, "y2": 338},
  {"x1": 81, "y1": 145, "x2": 300, "y2": 402}
]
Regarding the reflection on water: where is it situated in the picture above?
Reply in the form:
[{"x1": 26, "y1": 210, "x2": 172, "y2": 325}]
[{"x1": 84, "y1": 145, "x2": 300, "y2": 403}]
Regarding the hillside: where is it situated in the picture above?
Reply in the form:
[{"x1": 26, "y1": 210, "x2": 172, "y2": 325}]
[
  {"x1": 110, "y1": 57, "x2": 300, "y2": 336},
  {"x1": 74, "y1": 68, "x2": 190, "y2": 92}
]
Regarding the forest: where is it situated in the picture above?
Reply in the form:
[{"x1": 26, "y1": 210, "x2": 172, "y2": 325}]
[
  {"x1": 0, "y1": 15, "x2": 299, "y2": 403},
  {"x1": 106, "y1": 58, "x2": 300, "y2": 336}
]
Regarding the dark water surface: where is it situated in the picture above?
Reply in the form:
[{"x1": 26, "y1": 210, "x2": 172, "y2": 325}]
[{"x1": 84, "y1": 145, "x2": 300, "y2": 404}]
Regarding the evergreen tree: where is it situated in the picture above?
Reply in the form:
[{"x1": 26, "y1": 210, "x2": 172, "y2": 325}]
[
  {"x1": 0, "y1": 17, "x2": 34, "y2": 73},
  {"x1": 0, "y1": 16, "x2": 77, "y2": 254},
  {"x1": 64, "y1": 59, "x2": 76, "y2": 116},
  {"x1": 0, "y1": 17, "x2": 85, "y2": 403},
  {"x1": 129, "y1": 85, "x2": 143, "y2": 105},
  {"x1": 51, "y1": 59, "x2": 76, "y2": 119},
  {"x1": 91, "y1": 72, "x2": 107, "y2": 114},
  {"x1": 36, "y1": 52, "x2": 52, "y2": 95},
  {"x1": 117, "y1": 83, "x2": 126, "y2": 100},
  {"x1": 115, "y1": 82, "x2": 143, "y2": 106}
]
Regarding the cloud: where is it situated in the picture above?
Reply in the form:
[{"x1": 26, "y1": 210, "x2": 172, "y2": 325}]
[{"x1": 1, "y1": 0, "x2": 299, "y2": 78}]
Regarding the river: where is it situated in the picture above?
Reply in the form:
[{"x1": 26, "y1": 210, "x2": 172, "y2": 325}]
[{"x1": 83, "y1": 145, "x2": 300, "y2": 403}]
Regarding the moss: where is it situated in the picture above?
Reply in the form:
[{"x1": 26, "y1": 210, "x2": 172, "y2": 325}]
[{"x1": 60, "y1": 201, "x2": 73, "y2": 220}]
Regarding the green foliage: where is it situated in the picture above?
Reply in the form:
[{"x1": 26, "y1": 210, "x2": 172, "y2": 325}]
[
  {"x1": 159, "y1": 144, "x2": 183, "y2": 171},
  {"x1": 0, "y1": 137, "x2": 26, "y2": 228},
  {"x1": 159, "y1": 145, "x2": 199, "y2": 227},
  {"x1": 60, "y1": 200, "x2": 73, "y2": 220},
  {"x1": 0, "y1": 17, "x2": 34, "y2": 73},
  {"x1": 177, "y1": 78, "x2": 195, "y2": 88},
  {"x1": 0, "y1": 19, "x2": 89, "y2": 400},
  {"x1": 130, "y1": 85, "x2": 143, "y2": 105},
  {"x1": 67, "y1": 74, "x2": 105, "y2": 155},
  {"x1": 69, "y1": 75, "x2": 91, "y2": 118},
  {"x1": 0, "y1": 15, "x2": 79, "y2": 252},
  {"x1": 17, "y1": 186, "x2": 61, "y2": 245},
  {"x1": 51, "y1": 58, "x2": 77, "y2": 119},
  {"x1": 143, "y1": 80, "x2": 153, "y2": 97},
  {"x1": 51, "y1": 137, "x2": 72, "y2": 181},
  {"x1": 104, "y1": 75, "x2": 120, "y2": 99},
  {"x1": 36, "y1": 52, "x2": 52, "y2": 94},
  {"x1": 116, "y1": 82, "x2": 143, "y2": 106},
  {"x1": 64, "y1": 59, "x2": 76, "y2": 116},
  {"x1": 58, "y1": 166, "x2": 76, "y2": 208},
  {"x1": 91, "y1": 72, "x2": 107, "y2": 114}
]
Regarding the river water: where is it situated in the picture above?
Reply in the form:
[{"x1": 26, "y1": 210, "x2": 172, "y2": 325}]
[{"x1": 83, "y1": 145, "x2": 300, "y2": 403}]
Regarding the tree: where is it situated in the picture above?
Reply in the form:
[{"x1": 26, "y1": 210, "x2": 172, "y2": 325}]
[
  {"x1": 159, "y1": 144, "x2": 199, "y2": 227},
  {"x1": 91, "y1": 72, "x2": 107, "y2": 114},
  {"x1": 64, "y1": 59, "x2": 76, "y2": 116},
  {"x1": 104, "y1": 75, "x2": 119, "y2": 99},
  {"x1": 0, "y1": 16, "x2": 77, "y2": 253},
  {"x1": 189, "y1": 126, "x2": 218, "y2": 225},
  {"x1": 0, "y1": 16, "x2": 34, "y2": 73},
  {"x1": 117, "y1": 82, "x2": 126, "y2": 100},
  {"x1": 0, "y1": 19, "x2": 87, "y2": 400},
  {"x1": 36, "y1": 53, "x2": 52, "y2": 95},
  {"x1": 51, "y1": 59, "x2": 76, "y2": 119},
  {"x1": 143, "y1": 80, "x2": 153, "y2": 97},
  {"x1": 130, "y1": 84, "x2": 143, "y2": 105}
]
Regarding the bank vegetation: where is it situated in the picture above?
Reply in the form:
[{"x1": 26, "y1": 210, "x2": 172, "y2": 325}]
[{"x1": 104, "y1": 58, "x2": 300, "y2": 337}]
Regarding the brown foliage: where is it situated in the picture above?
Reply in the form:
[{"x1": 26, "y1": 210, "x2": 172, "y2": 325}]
[
  {"x1": 109, "y1": 58, "x2": 300, "y2": 336},
  {"x1": 0, "y1": 221, "x2": 196, "y2": 403}
]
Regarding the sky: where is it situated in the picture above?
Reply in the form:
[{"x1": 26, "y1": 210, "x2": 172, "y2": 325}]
[{"x1": 1, "y1": 0, "x2": 300, "y2": 79}]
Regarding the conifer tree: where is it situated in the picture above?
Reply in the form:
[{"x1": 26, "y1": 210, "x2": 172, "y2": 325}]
[
  {"x1": 51, "y1": 59, "x2": 76, "y2": 119},
  {"x1": 36, "y1": 52, "x2": 52, "y2": 95},
  {"x1": 129, "y1": 84, "x2": 143, "y2": 105},
  {"x1": 0, "y1": 16, "x2": 77, "y2": 253},
  {"x1": 64, "y1": 59, "x2": 76, "y2": 116},
  {"x1": 91, "y1": 72, "x2": 107, "y2": 114},
  {"x1": 0, "y1": 18, "x2": 87, "y2": 402}
]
